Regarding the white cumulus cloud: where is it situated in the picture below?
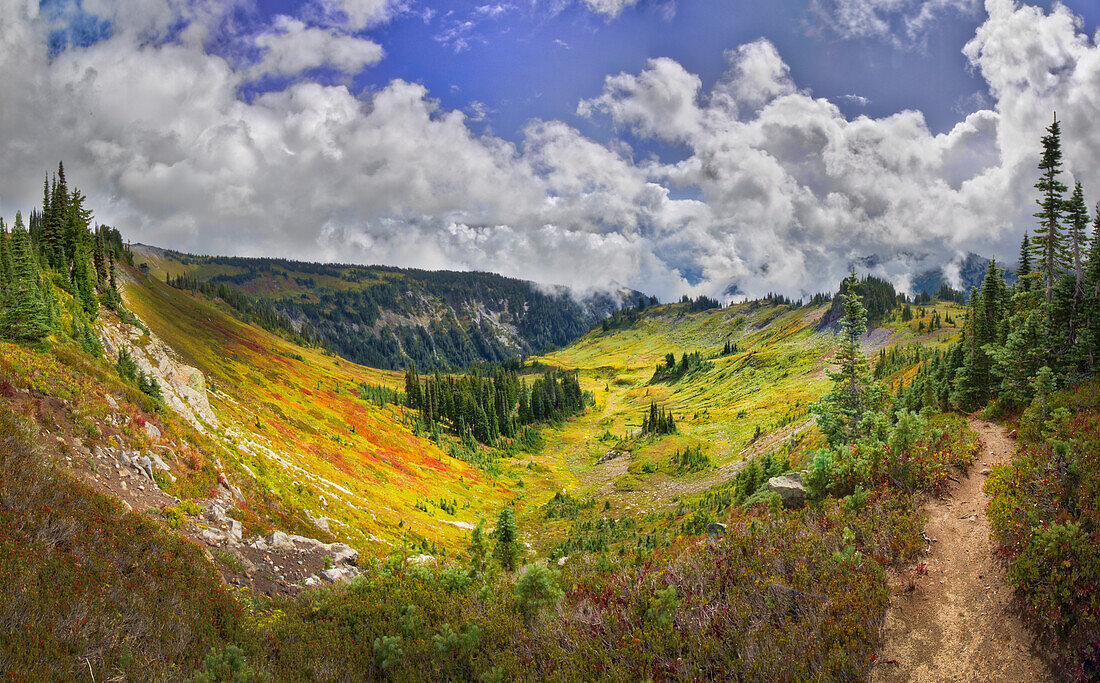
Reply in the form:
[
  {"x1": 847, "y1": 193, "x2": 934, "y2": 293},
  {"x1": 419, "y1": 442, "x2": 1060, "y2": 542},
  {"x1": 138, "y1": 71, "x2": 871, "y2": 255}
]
[
  {"x1": 2, "y1": 0, "x2": 1100, "y2": 303},
  {"x1": 251, "y1": 16, "x2": 384, "y2": 77}
]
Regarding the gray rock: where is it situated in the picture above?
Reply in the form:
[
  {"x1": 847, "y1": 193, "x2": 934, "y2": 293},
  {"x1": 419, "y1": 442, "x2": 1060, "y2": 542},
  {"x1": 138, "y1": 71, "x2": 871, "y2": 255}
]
[
  {"x1": 407, "y1": 554, "x2": 435, "y2": 567},
  {"x1": 144, "y1": 421, "x2": 161, "y2": 441},
  {"x1": 308, "y1": 514, "x2": 331, "y2": 533},
  {"x1": 328, "y1": 543, "x2": 358, "y2": 565},
  {"x1": 288, "y1": 534, "x2": 325, "y2": 551},
  {"x1": 228, "y1": 520, "x2": 243, "y2": 545},
  {"x1": 199, "y1": 528, "x2": 225, "y2": 546},
  {"x1": 208, "y1": 503, "x2": 229, "y2": 524},
  {"x1": 707, "y1": 522, "x2": 727, "y2": 539},
  {"x1": 147, "y1": 451, "x2": 171, "y2": 471},
  {"x1": 321, "y1": 566, "x2": 360, "y2": 583},
  {"x1": 766, "y1": 475, "x2": 807, "y2": 508},
  {"x1": 270, "y1": 531, "x2": 295, "y2": 550},
  {"x1": 597, "y1": 449, "x2": 625, "y2": 465}
]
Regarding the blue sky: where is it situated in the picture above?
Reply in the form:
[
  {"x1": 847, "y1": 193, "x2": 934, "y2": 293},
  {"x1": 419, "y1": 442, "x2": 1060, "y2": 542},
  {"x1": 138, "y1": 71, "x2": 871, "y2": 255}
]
[
  {"x1": 4, "y1": 0, "x2": 1100, "y2": 298},
  {"x1": 315, "y1": 1, "x2": 1096, "y2": 139}
]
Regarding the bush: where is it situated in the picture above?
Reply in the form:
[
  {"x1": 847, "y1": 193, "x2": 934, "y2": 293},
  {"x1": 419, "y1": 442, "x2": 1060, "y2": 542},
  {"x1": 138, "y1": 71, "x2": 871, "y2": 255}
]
[
  {"x1": 681, "y1": 510, "x2": 715, "y2": 536},
  {"x1": 986, "y1": 379, "x2": 1100, "y2": 677},
  {"x1": 514, "y1": 565, "x2": 563, "y2": 615},
  {"x1": 189, "y1": 645, "x2": 261, "y2": 682}
]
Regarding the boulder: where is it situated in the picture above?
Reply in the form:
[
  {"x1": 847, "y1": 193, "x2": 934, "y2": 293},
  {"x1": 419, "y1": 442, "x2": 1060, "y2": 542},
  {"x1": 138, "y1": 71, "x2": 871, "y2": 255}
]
[
  {"x1": 328, "y1": 543, "x2": 358, "y2": 566},
  {"x1": 407, "y1": 554, "x2": 436, "y2": 567},
  {"x1": 147, "y1": 451, "x2": 171, "y2": 471},
  {"x1": 766, "y1": 475, "x2": 806, "y2": 509},
  {"x1": 270, "y1": 531, "x2": 295, "y2": 550},
  {"x1": 321, "y1": 566, "x2": 360, "y2": 583},
  {"x1": 288, "y1": 534, "x2": 326, "y2": 551},
  {"x1": 227, "y1": 520, "x2": 243, "y2": 545},
  {"x1": 144, "y1": 421, "x2": 161, "y2": 441},
  {"x1": 199, "y1": 528, "x2": 225, "y2": 546},
  {"x1": 707, "y1": 523, "x2": 727, "y2": 539},
  {"x1": 597, "y1": 449, "x2": 625, "y2": 465}
]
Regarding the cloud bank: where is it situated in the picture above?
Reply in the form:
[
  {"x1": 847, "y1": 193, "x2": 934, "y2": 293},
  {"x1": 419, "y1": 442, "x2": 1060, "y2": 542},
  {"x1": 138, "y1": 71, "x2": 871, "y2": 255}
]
[{"x1": 1, "y1": 0, "x2": 1099, "y2": 300}]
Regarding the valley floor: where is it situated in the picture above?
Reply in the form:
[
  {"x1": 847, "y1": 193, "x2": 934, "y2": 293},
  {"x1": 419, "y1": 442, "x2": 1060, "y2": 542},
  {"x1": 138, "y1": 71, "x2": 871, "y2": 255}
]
[{"x1": 873, "y1": 420, "x2": 1044, "y2": 682}]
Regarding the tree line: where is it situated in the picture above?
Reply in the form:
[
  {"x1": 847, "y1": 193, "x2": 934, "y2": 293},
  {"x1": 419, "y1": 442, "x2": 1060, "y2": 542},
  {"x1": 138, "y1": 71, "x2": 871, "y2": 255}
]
[
  {"x1": 404, "y1": 362, "x2": 586, "y2": 446},
  {"x1": 901, "y1": 115, "x2": 1100, "y2": 413},
  {"x1": 0, "y1": 162, "x2": 128, "y2": 346}
]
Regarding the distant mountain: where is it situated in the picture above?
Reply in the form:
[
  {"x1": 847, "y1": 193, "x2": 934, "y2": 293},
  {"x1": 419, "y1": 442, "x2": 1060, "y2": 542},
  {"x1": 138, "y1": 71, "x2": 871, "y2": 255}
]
[
  {"x1": 912, "y1": 253, "x2": 1014, "y2": 297},
  {"x1": 131, "y1": 245, "x2": 641, "y2": 370}
]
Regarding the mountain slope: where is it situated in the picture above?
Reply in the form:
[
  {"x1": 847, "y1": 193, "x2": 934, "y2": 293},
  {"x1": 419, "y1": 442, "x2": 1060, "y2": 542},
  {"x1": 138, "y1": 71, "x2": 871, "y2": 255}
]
[
  {"x1": 116, "y1": 263, "x2": 528, "y2": 552},
  {"x1": 132, "y1": 244, "x2": 638, "y2": 370}
]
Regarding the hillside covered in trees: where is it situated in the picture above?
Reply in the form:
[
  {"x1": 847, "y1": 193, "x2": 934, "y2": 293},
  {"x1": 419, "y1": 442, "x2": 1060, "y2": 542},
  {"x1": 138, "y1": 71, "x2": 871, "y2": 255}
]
[{"x1": 145, "y1": 246, "x2": 638, "y2": 370}]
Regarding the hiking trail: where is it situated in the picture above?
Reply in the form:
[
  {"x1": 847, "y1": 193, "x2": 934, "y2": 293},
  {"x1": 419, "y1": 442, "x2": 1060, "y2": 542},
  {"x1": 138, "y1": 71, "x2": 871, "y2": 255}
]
[{"x1": 872, "y1": 419, "x2": 1044, "y2": 682}]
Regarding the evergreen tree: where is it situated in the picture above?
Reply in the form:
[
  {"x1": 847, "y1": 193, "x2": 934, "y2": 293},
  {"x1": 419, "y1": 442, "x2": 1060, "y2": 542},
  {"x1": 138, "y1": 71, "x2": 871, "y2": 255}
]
[
  {"x1": 1016, "y1": 232, "x2": 1032, "y2": 292},
  {"x1": 1, "y1": 215, "x2": 52, "y2": 344},
  {"x1": 490, "y1": 507, "x2": 519, "y2": 571},
  {"x1": 45, "y1": 164, "x2": 69, "y2": 271},
  {"x1": 0, "y1": 218, "x2": 10, "y2": 289},
  {"x1": 1079, "y1": 205, "x2": 1100, "y2": 372},
  {"x1": 952, "y1": 260, "x2": 1008, "y2": 408},
  {"x1": 65, "y1": 188, "x2": 93, "y2": 280},
  {"x1": 812, "y1": 273, "x2": 870, "y2": 446},
  {"x1": 467, "y1": 519, "x2": 488, "y2": 574},
  {"x1": 1067, "y1": 182, "x2": 1089, "y2": 291},
  {"x1": 72, "y1": 237, "x2": 98, "y2": 316},
  {"x1": 1032, "y1": 115, "x2": 1067, "y2": 307}
]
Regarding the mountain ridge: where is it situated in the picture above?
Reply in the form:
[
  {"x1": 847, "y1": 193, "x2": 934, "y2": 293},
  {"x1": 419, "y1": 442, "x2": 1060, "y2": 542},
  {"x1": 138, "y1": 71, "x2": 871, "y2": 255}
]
[{"x1": 131, "y1": 243, "x2": 644, "y2": 371}]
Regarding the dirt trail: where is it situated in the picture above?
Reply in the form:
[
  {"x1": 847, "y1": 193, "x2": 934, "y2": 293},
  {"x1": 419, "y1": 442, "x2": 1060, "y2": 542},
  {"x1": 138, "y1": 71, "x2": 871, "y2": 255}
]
[{"x1": 872, "y1": 419, "x2": 1045, "y2": 682}]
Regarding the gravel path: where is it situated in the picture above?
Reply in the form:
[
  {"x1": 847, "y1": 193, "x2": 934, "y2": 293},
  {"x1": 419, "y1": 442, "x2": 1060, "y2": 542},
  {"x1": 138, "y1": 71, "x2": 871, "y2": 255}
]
[{"x1": 872, "y1": 419, "x2": 1045, "y2": 682}]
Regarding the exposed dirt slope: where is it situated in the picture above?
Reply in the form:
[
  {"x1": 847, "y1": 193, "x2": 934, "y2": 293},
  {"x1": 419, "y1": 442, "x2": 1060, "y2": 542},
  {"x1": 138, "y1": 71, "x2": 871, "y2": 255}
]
[{"x1": 872, "y1": 419, "x2": 1045, "y2": 682}]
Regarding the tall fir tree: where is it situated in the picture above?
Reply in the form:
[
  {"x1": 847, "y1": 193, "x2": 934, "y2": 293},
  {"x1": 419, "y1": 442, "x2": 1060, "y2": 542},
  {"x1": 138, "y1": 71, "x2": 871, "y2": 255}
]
[
  {"x1": 1033, "y1": 115, "x2": 1067, "y2": 307},
  {"x1": 811, "y1": 272, "x2": 870, "y2": 446},
  {"x1": 1080, "y1": 205, "x2": 1100, "y2": 372},
  {"x1": 45, "y1": 163, "x2": 69, "y2": 271},
  {"x1": 1, "y1": 214, "x2": 52, "y2": 344},
  {"x1": 952, "y1": 260, "x2": 1007, "y2": 409},
  {"x1": 1016, "y1": 232, "x2": 1032, "y2": 292},
  {"x1": 0, "y1": 218, "x2": 10, "y2": 289},
  {"x1": 1066, "y1": 182, "x2": 1089, "y2": 291}
]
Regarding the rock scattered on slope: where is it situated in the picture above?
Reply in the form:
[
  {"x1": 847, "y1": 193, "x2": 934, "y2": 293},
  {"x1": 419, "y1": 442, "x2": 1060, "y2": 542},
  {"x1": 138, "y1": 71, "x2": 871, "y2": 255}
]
[{"x1": 767, "y1": 473, "x2": 807, "y2": 508}]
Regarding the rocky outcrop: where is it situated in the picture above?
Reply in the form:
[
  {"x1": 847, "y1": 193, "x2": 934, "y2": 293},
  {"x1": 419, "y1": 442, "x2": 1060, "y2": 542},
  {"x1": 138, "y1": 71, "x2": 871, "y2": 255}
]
[
  {"x1": 95, "y1": 445, "x2": 176, "y2": 486},
  {"x1": 597, "y1": 449, "x2": 627, "y2": 465},
  {"x1": 766, "y1": 473, "x2": 807, "y2": 509},
  {"x1": 98, "y1": 315, "x2": 217, "y2": 432}
]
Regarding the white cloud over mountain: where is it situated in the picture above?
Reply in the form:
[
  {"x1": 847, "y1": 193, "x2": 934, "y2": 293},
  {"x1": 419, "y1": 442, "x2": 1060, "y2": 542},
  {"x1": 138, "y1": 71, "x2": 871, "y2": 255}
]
[{"x1": 1, "y1": 0, "x2": 1099, "y2": 300}]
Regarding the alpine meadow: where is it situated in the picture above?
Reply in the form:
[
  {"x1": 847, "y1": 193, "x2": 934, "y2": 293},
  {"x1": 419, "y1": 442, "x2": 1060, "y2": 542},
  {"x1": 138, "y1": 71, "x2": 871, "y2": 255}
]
[{"x1": 4, "y1": 1, "x2": 1100, "y2": 681}]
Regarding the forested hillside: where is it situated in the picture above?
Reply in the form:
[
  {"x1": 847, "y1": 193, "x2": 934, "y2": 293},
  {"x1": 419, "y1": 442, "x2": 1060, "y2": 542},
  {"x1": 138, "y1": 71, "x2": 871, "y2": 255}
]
[{"x1": 138, "y1": 246, "x2": 637, "y2": 370}]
